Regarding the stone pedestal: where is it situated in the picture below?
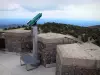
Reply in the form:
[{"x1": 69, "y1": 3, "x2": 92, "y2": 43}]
[{"x1": 56, "y1": 43, "x2": 100, "y2": 75}]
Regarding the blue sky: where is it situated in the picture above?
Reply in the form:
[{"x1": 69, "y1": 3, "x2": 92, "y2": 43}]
[{"x1": 0, "y1": 0, "x2": 100, "y2": 22}]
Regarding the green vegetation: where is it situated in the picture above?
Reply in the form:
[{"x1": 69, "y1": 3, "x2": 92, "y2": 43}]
[
  {"x1": 3, "y1": 25, "x2": 26, "y2": 30},
  {"x1": 38, "y1": 22, "x2": 100, "y2": 46},
  {"x1": 3, "y1": 22, "x2": 100, "y2": 46},
  {"x1": 0, "y1": 29, "x2": 3, "y2": 31},
  {"x1": 24, "y1": 26, "x2": 32, "y2": 30}
]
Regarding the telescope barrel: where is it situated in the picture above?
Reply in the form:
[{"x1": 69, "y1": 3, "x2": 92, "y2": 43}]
[{"x1": 27, "y1": 13, "x2": 42, "y2": 26}]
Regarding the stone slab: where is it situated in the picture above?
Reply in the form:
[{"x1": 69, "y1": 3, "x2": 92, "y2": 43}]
[
  {"x1": 5, "y1": 30, "x2": 31, "y2": 37},
  {"x1": 81, "y1": 43, "x2": 100, "y2": 68},
  {"x1": 56, "y1": 43, "x2": 100, "y2": 75},
  {"x1": 38, "y1": 33, "x2": 77, "y2": 44},
  {"x1": 57, "y1": 43, "x2": 95, "y2": 68}
]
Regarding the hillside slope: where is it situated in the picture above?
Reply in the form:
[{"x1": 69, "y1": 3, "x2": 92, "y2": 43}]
[{"x1": 89, "y1": 25, "x2": 100, "y2": 29}]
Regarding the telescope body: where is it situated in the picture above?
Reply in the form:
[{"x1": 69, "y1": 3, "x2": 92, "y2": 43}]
[{"x1": 27, "y1": 13, "x2": 42, "y2": 26}]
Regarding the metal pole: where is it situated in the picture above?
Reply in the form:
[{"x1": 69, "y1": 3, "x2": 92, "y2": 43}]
[{"x1": 32, "y1": 26, "x2": 38, "y2": 58}]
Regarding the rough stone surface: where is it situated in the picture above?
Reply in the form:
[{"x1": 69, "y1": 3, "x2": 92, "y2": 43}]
[
  {"x1": 38, "y1": 33, "x2": 77, "y2": 67},
  {"x1": 56, "y1": 43, "x2": 100, "y2": 75},
  {"x1": 81, "y1": 43, "x2": 100, "y2": 69},
  {"x1": 4, "y1": 30, "x2": 32, "y2": 53}
]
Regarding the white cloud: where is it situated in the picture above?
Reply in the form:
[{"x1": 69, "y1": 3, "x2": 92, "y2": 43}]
[
  {"x1": 39, "y1": 3, "x2": 100, "y2": 21},
  {"x1": 16, "y1": 0, "x2": 59, "y2": 11},
  {"x1": 0, "y1": 0, "x2": 18, "y2": 11},
  {"x1": 16, "y1": 0, "x2": 100, "y2": 11},
  {"x1": 0, "y1": 4, "x2": 36, "y2": 18},
  {"x1": 0, "y1": 0, "x2": 100, "y2": 21},
  {"x1": 8, "y1": 3, "x2": 20, "y2": 10}
]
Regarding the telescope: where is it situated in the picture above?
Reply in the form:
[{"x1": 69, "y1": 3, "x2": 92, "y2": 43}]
[
  {"x1": 27, "y1": 13, "x2": 42, "y2": 26},
  {"x1": 28, "y1": 13, "x2": 42, "y2": 61},
  {"x1": 20, "y1": 13, "x2": 42, "y2": 71}
]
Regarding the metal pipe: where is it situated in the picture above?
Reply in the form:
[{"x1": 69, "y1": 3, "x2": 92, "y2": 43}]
[{"x1": 32, "y1": 26, "x2": 38, "y2": 58}]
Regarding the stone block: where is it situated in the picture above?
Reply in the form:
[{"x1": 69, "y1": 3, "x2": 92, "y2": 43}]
[{"x1": 56, "y1": 43, "x2": 100, "y2": 75}]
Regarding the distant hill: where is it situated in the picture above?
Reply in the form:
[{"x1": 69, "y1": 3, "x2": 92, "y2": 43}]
[
  {"x1": 0, "y1": 24, "x2": 24, "y2": 29},
  {"x1": 0, "y1": 18, "x2": 100, "y2": 27},
  {"x1": 88, "y1": 25, "x2": 100, "y2": 29}
]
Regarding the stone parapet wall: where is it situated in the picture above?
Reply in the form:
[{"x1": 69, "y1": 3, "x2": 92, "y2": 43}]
[
  {"x1": 38, "y1": 33, "x2": 77, "y2": 67},
  {"x1": 4, "y1": 30, "x2": 32, "y2": 52},
  {"x1": 38, "y1": 42, "x2": 60, "y2": 67},
  {"x1": 56, "y1": 43, "x2": 100, "y2": 75}
]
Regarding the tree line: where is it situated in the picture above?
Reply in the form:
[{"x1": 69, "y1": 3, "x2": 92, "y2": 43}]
[
  {"x1": 3, "y1": 25, "x2": 27, "y2": 30},
  {"x1": 3, "y1": 22, "x2": 100, "y2": 46}
]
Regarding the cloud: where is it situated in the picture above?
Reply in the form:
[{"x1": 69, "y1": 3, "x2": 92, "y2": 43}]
[
  {"x1": 0, "y1": 4, "x2": 36, "y2": 18},
  {"x1": 0, "y1": 0, "x2": 19, "y2": 11},
  {"x1": 17, "y1": 0, "x2": 59, "y2": 11},
  {"x1": 0, "y1": 0, "x2": 100, "y2": 21},
  {"x1": 16, "y1": 0, "x2": 100, "y2": 11},
  {"x1": 39, "y1": 3, "x2": 100, "y2": 21},
  {"x1": 0, "y1": 0, "x2": 100, "y2": 11}
]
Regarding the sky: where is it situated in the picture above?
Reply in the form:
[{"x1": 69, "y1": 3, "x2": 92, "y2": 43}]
[{"x1": 0, "y1": 0, "x2": 100, "y2": 21}]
